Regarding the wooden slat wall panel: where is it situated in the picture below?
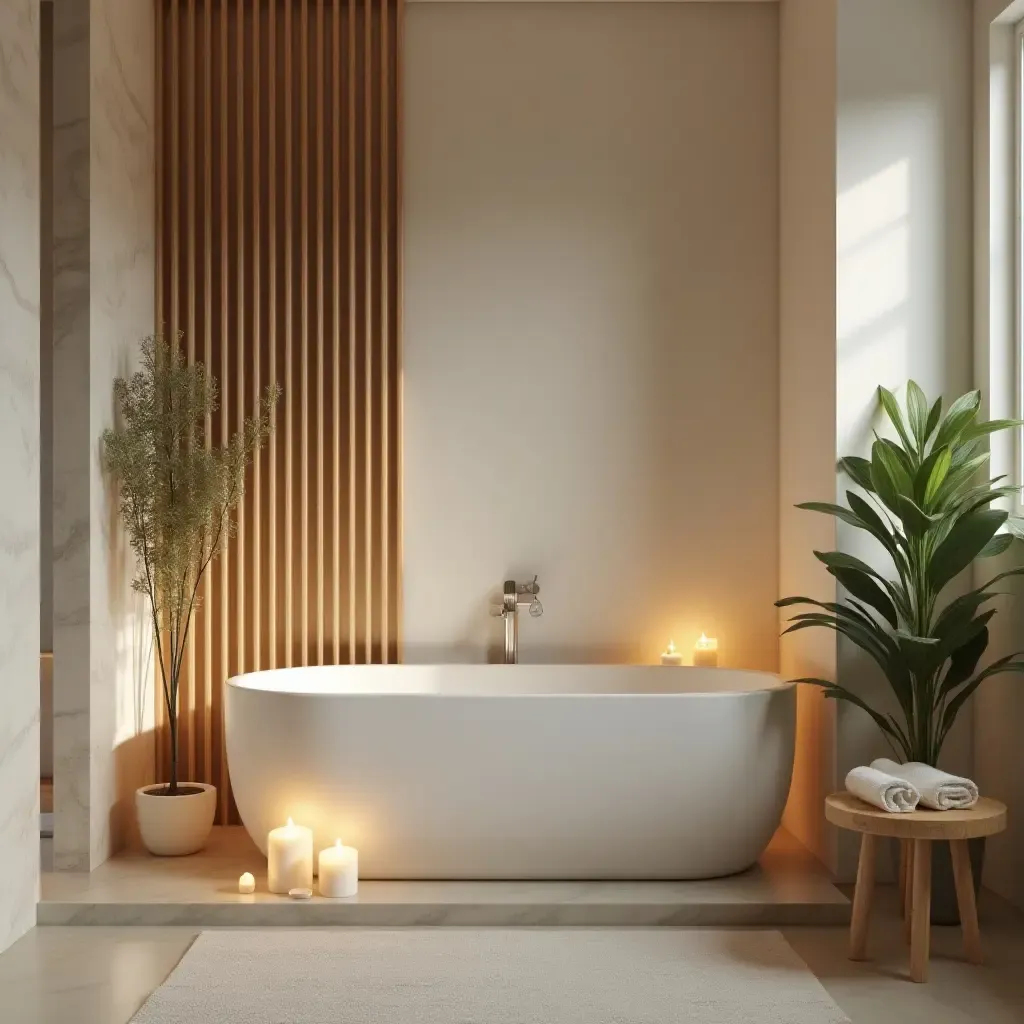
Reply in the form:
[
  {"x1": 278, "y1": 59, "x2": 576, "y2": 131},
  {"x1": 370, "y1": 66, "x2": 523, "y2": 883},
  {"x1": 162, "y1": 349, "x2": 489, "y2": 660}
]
[{"x1": 157, "y1": 0, "x2": 402, "y2": 822}]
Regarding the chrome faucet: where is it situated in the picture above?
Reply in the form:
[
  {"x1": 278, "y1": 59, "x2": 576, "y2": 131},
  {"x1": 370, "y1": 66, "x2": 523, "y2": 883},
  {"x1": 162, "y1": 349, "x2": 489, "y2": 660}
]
[{"x1": 494, "y1": 576, "x2": 543, "y2": 664}]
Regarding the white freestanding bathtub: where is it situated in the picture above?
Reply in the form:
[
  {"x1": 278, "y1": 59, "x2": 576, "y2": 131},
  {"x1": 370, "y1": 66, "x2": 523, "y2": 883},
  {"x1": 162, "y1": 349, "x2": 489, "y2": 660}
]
[{"x1": 225, "y1": 665, "x2": 794, "y2": 880}]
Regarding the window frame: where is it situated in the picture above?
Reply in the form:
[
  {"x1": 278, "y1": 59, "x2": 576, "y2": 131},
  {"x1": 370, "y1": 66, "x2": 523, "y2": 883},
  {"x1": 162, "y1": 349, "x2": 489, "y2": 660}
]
[{"x1": 1014, "y1": 19, "x2": 1024, "y2": 505}]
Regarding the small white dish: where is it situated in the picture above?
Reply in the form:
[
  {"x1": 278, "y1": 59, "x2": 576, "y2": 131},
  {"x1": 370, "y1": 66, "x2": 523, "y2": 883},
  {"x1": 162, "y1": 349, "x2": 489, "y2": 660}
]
[{"x1": 288, "y1": 887, "x2": 313, "y2": 900}]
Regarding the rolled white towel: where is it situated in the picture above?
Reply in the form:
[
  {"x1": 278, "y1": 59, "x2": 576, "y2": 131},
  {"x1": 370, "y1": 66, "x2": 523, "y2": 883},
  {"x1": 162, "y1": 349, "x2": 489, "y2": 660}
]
[
  {"x1": 871, "y1": 758, "x2": 979, "y2": 811},
  {"x1": 845, "y1": 765, "x2": 920, "y2": 813}
]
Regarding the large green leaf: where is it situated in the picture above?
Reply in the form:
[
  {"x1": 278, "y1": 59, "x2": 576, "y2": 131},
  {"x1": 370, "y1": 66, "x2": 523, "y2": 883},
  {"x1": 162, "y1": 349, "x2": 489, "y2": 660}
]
[
  {"x1": 980, "y1": 532, "x2": 1013, "y2": 558},
  {"x1": 934, "y1": 590, "x2": 999, "y2": 639},
  {"x1": 921, "y1": 446, "x2": 951, "y2": 508},
  {"x1": 846, "y1": 491, "x2": 900, "y2": 559},
  {"x1": 933, "y1": 608, "x2": 996, "y2": 668},
  {"x1": 814, "y1": 550, "x2": 900, "y2": 627},
  {"x1": 872, "y1": 438, "x2": 914, "y2": 497},
  {"x1": 924, "y1": 396, "x2": 943, "y2": 446},
  {"x1": 878, "y1": 436, "x2": 916, "y2": 480},
  {"x1": 839, "y1": 456, "x2": 876, "y2": 493},
  {"x1": 782, "y1": 618, "x2": 897, "y2": 682},
  {"x1": 906, "y1": 380, "x2": 929, "y2": 448},
  {"x1": 878, "y1": 386, "x2": 918, "y2": 456},
  {"x1": 777, "y1": 596, "x2": 886, "y2": 632},
  {"x1": 949, "y1": 438, "x2": 985, "y2": 471},
  {"x1": 928, "y1": 508, "x2": 1007, "y2": 592},
  {"x1": 796, "y1": 502, "x2": 881, "y2": 535},
  {"x1": 896, "y1": 495, "x2": 938, "y2": 537},
  {"x1": 933, "y1": 453, "x2": 992, "y2": 509},
  {"x1": 933, "y1": 390, "x2": 981, "y2": 450},
  {"x1": 939, "y1": 626, "x2": 990, "y2": 698},
  {"x1": 962, "y1": 418, "x2": 1024, "y2": 442}
]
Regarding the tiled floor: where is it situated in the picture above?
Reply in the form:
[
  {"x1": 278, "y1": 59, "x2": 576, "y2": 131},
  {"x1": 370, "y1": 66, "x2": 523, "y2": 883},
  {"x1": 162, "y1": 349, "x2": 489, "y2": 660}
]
[
  {"x1": 39, "y1": 827, "x2": 849, "y2": 927},
  {"x1": 3, "y1": 889, "x2": 1023, "y2": 1024}
]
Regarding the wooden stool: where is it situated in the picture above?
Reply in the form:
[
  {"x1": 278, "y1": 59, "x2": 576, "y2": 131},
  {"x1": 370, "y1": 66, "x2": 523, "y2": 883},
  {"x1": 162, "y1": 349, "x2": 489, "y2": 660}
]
[{"x1": 824, "y1": 792, "x2": 1007, "y2": 983}]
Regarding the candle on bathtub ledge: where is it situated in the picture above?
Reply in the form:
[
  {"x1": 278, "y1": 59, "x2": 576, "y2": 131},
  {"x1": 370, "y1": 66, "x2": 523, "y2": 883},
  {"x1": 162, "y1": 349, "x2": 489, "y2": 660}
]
[
  {"x1": 660, "y1": 640, "x2": 684, "y2": 666},
  {"x1": 318, "y1": 838, "x2": 359, "y2": 898},
  {"x1": 693, "y1": 633, "x2": 719, "y2": 668},
  {"x1": 268, "y1": 818, "x2": 314, "y2": 894},
  {"x1": 238, "y1": 871, "x2": 256, "y2": 895}
]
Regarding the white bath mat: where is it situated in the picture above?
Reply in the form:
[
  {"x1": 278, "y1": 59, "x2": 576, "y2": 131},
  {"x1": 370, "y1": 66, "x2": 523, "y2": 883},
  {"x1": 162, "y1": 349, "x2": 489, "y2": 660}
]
[{"x1": 130, "y1": 928, "x2": 849, "y2": 1023}]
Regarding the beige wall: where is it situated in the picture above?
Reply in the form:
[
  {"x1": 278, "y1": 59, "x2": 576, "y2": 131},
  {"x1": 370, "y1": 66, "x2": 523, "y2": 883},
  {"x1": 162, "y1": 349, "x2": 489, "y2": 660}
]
[
  {"x1": 0, "y1": 0, "x2": 41, "y2": 954},
  {"x1": 403, "y1": 1, "x2": 780, "y2": 669}
]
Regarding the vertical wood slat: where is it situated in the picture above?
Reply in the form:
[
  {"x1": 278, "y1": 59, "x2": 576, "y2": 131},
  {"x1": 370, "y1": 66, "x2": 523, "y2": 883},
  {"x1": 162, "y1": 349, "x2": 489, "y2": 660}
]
[
  {"x1": 316, "y1": 0, "x2": 325, "y2": 666},
  {"x1": 218, "y1": 0, "x2": 231, "y2": 823},
  {"x1": 284, "y1": 0, "x2": 294, "y2": 670},
  {"x1": 300, "y1": 0, "x2": 310, "y2": 666},
  {"x1": 157, "y1": 0, "x2": 402, "y2": 819}
]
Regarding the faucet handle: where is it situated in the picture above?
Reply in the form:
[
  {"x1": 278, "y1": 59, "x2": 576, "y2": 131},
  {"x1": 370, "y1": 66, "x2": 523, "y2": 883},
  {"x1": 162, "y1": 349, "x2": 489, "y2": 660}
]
[{"x1": 519, "y1": 575, "x2": 540, "y2": 596}]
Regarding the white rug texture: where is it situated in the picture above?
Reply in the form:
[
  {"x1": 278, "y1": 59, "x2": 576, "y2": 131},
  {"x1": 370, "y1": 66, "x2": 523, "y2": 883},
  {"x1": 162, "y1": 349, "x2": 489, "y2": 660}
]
[{"x1": 131, "y1": 928, "x2": 850, "y2": 1024}]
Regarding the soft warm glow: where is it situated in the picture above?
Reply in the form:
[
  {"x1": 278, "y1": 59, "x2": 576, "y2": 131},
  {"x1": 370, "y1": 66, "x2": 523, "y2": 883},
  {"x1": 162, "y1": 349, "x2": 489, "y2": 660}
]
[{"x1": 695, "y1": 633, "x2": 718, "y2": 651}]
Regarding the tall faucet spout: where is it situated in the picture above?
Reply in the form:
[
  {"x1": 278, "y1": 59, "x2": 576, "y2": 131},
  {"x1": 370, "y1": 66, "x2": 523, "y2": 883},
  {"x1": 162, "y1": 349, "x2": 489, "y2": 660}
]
[{"x1": 503, "y1": 580, "x2": 518, "y2": 664}]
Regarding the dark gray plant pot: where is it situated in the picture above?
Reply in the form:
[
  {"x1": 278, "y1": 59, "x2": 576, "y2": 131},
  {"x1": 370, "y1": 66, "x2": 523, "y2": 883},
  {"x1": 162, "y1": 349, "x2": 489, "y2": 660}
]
[{"x1": 889, "y1": 837, "x2": 985, "y2": 926}]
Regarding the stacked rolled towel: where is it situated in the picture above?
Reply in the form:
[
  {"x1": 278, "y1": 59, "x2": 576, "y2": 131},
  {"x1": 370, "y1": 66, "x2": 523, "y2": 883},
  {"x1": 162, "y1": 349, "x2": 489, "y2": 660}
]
[
  {"x1": 871, "y1": 758, "x2": 979, "y2": 811},
  {"x1": 845, "y1": 765, "x2": 920, "y2": 812}
]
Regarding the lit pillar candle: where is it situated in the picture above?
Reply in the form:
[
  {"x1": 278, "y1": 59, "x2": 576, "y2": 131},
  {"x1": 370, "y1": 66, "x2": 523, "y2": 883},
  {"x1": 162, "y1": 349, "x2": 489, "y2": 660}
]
[
  {"x1": 660, "y1": 640, "x2": 683, "y2": 666},
  {"x1": 318, "y1": 839, "x2": 359, "y2": 898},
  {"x1": 268, "y1": 818, "x2": 313, "y2": 894},
  {"x1": 693, "y1": 633, "x2": 719, "y2": 668}
]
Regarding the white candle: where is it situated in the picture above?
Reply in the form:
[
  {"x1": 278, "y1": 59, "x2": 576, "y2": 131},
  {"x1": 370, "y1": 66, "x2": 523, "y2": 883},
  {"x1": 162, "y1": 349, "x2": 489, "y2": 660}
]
[
  {"x1": 693, "y1": 633, "x2": 719, "y2": 668},
  {"x1": 238, "y1": 871, "x2": 255, "y2": 894},
  {"x1": 318, "y1": 838, "x2": 359, "y2": 898},
  {"x1": 267, "y1": 818, "x2": 313, "y2": 894},
  {"x1": 660, "y1": 640, "x2": 684, "y2": 666}
]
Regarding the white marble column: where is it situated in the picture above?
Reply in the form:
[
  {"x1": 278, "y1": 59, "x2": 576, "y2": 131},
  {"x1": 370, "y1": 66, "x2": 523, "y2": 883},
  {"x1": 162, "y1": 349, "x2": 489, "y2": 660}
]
[
  {"x1": 0, "y1": 0, "x2": 41, "y2": 953},
  {"x1": 52, "y1": 0, "x2": 156, "y2": 871}
]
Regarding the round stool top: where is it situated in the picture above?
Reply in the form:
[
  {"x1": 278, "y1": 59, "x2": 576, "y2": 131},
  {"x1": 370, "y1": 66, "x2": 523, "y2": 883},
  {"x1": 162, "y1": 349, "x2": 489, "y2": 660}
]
[{"x1": 825, "y1": 792, "x2": 1007, "y2": 840}]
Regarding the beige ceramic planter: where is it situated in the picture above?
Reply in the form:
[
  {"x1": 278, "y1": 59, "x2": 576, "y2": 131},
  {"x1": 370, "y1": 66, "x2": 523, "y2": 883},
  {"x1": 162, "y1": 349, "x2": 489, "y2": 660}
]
[{"x1": 136, "y1": 782, "x2": 217, "y2": 856}]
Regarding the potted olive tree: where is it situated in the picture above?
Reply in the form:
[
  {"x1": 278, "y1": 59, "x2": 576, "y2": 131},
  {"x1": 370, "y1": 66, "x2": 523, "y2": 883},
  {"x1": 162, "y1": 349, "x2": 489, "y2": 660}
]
[
  {"x1": 778, "y1": 383, "x2": 1024, "y2": 918},
  {"x1": 103, "y1": 334, "x2": 279, "y2": 855}
]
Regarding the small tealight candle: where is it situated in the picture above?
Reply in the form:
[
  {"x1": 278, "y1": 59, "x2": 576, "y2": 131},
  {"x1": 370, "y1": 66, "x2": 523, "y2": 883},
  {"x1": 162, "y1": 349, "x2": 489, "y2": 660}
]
[
  {"x1": 318, "y1": 838, "x2": 359, "y2": 898},
  {"x1": 238, "y1": 871, "x2": 256, "y2": 894},
  {"x1": 660, "y1": 640, "x2": 684, "y2": 667},
  {"x1": 267, "y1": 818, "x2": 314, "y2": 894},
  {"x1": 693, "y1": 633, "x2": 719, "y2": 668}
]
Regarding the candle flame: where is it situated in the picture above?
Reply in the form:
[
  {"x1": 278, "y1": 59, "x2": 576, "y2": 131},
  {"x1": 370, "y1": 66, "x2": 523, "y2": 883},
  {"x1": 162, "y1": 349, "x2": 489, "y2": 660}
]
[
  {"x1": 699, "y1": 633, "x2": 708, "y2": 643},
  {"x1": 286, "y1": 817, "x2": 294, "y2": 828},
  {"x1": 335, "y1": 838, "x2": 342, "y2": 848},
  {"x1": 666, "y1": 639, "x2": 676, "y2": 655}
]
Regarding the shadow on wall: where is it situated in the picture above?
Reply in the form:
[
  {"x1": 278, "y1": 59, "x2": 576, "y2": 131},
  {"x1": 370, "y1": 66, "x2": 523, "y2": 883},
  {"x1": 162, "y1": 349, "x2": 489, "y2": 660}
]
[
  {"x1": 103, "y1": 385, "x2": 157, "y2": 849},
  {"x1": 110, "y1": 728, "x2": 157, "y2": 849}
]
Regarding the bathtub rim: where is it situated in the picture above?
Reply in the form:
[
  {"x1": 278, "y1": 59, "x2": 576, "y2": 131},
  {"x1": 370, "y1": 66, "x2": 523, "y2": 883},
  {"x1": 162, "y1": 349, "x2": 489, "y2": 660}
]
[{"x1": 226, "y1": 663, "x2": 793, "y2": 698}]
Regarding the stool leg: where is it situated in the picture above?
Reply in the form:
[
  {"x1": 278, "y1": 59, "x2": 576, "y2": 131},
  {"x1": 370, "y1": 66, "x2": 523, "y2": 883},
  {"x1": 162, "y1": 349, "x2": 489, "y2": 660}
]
[
  {"x1": 950, "y1": 840, "x2": 983, "y2": 965},
  {"x1": 910, "y1": 839, "x2": 932, "y2": 983},
  {"x1": 849, "y1": 833, "x2": 876, "y2": 961},
  {"x1": 904, "y1": 839, "x2": 915, "y2": 944},
  {"x1": 899, "y1": 839, "x2": 908, "y2": 909}
]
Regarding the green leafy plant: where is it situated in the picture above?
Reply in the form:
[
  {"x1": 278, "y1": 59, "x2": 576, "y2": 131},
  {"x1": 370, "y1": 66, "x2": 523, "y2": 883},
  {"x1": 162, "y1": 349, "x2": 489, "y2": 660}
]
[
  {"x1": 778, "y1": 382, "x2": 1024, "y2": 766},
  {"x1": 102, "y1": 334, "x2": 280, "y2": 794}
]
